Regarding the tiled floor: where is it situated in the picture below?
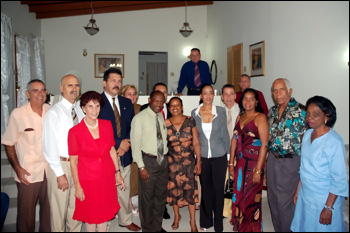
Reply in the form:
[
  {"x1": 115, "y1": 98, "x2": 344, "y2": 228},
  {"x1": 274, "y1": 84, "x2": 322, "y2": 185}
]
[
  {"x1": 2, "y1": 193, "x2": 274, "y2": 232},
  {"x1": 85, "y1": 193, "x2": 275, "y2": 232}
]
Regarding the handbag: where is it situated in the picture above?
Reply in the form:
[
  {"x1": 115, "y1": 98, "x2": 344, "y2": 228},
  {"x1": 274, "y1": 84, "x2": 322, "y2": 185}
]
[{"x1": 224, "y1": 177, "x2": 234, "y2": 199}]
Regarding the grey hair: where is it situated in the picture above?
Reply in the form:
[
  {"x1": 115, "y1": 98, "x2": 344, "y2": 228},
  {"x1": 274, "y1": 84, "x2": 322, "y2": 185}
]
[
  {"x1": 272, "y1": 78, "x2": 291, "y2": 91},
  {"x1": 27, "y1": 79, "x2": 45, "y2": 91}
]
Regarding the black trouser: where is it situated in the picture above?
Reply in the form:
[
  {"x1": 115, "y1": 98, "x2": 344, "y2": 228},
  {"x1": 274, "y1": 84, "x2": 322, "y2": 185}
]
[
  {"x1": 187, "y1": 88, "x2": 201, "y2": 95},
  {"x1": 199, "y1": 155, "x2": 227, "y2": 232},
  {"x1": 138, "y1": 153, "x2": 169, "y2": 232}
]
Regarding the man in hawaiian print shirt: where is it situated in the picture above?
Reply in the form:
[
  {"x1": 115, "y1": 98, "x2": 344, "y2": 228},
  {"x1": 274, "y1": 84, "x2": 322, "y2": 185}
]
[{"x1": 266, "y1": 78, "x2": 307, "y2": 232}]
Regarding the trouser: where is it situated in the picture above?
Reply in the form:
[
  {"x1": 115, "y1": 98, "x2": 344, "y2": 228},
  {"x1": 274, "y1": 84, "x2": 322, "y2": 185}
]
[
  {"x1": 200, "y1": 156, "x2": 227, "y2": 232},
  {"x1": 222, "y1": 168, "x2": 233, "y2": 218},
  {"x1": 139, "y1": 154, "x2": 168, "y2": 232},
  {"x1": 16, "y1": 173, "x2": 51, "y2": 232},
  {"x1": 107, "y1": 162, "x2": 132, "y2": 231},
  {"x1": 47, "y1": 161, "x2": 82, "y2": 232},
  {"x1": 266, "y1": 152, "x2": 300, "y2": 232},
  {"x1": 188, "y1": 88, "x2": 201, "y2": 95}
]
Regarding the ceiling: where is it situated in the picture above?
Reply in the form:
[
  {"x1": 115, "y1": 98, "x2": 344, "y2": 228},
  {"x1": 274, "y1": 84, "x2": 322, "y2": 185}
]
[{"x1": 21, "y1": 1, "x2": 214, "y2": 19}]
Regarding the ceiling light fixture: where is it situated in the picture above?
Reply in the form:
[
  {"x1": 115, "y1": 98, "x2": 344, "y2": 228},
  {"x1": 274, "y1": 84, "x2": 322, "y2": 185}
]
[
  {"x1": 179, "y1": 1, "x2": 193, "y2": 38},
  {"x1": 84, "y1": 1, "x2": 99, "y2": 36}
]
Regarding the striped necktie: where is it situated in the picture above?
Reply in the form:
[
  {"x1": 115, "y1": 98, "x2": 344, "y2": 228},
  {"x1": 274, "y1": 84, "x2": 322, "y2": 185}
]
[
  {"x1": 194, "y1": 63, "x2": 201, "y2": 87},
  {"x1": 156, "y1": 115, "x2": 164, "y2": 165},
  {"x1": 112, "y1": 97, "x2": 121, "y2": 138},
  {"x1": 71, "y1": 107, "x2": 79, "y2": 126}
]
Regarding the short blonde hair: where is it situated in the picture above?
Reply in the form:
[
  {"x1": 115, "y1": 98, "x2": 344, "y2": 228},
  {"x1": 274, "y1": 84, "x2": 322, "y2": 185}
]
[{"x1": 120, "y1": 84, "x2": 139, "y2": 102}]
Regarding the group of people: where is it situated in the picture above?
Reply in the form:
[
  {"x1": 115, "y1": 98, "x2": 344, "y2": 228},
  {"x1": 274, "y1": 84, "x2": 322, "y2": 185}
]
[{"x1": 1, "y1": 47, "x2": 348, "y2": 233}]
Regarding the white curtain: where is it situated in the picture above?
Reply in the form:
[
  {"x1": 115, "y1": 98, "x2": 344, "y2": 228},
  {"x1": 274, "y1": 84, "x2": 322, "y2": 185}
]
[
  {"x1": 16, "y1": 36, "x2": 31, "y2": 107},
  {"x1": 1, "y1": 12, "x2": 14, "y2": 137},
  {"x1": 33, "y1": 36, "x2": 46, "y2": 83}
]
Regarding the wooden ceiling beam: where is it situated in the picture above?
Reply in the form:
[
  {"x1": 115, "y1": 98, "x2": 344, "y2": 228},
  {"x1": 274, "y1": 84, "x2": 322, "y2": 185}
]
[
  {"x1": 27, "y1": 1, "x2": 175, "y2": 13},
  {"x1": 21, "y1": 1, "x2": 213, "y2": 19}
]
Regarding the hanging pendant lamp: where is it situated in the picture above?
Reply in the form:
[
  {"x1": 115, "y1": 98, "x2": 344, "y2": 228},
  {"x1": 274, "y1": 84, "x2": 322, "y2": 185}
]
[
  {"x1": 179, "y1": 1, "x2": 193, "y2": 37},
  {"x1": 84, "y1": 1, "x2": 99, "y2": 36}
]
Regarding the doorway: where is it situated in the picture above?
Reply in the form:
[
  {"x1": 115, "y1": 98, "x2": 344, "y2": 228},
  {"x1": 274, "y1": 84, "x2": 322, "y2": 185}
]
[{"x1": 138, "y1": 51, "x2": 168, "y2": 95}]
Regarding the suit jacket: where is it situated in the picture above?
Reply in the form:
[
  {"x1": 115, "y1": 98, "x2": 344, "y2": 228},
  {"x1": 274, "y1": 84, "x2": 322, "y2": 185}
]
[
  {"x1": 191, "y1": 105, "x2": 230, "y2": 159},
  {"x1": 140, "y1": 103, "x2": 172, "y2": 119},
  {"x1": 99, "y1": 93, "x2": 135, "y2": 167}
]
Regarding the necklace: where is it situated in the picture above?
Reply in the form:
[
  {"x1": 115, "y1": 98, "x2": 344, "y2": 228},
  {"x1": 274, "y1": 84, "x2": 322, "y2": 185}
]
[{"x1": 84, "y1": 118, "x2": 98, "y2": 129}]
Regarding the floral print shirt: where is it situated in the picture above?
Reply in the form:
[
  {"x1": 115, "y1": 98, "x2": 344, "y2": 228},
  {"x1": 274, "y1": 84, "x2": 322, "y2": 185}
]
[{"x1": 267, "y1": 97, "x2": 307, "y2": 156}]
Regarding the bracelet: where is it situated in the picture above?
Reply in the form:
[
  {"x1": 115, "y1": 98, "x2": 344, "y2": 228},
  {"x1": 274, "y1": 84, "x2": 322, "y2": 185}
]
[
  {"x1": 115, "y1": 169, "x2": 121, "y2": 173},
  {"x1": 253, "y1": 168, "x2": 262, "y2": 174},
  {"x1": 139, "y1": 167, "x2": 145, "y2": 171},
  {"x1": 324, "y1": 205, "x2": 334, "y2": 211},
  {"x1": 228, "y1": 163, "x2": 234, "y2": 166}
]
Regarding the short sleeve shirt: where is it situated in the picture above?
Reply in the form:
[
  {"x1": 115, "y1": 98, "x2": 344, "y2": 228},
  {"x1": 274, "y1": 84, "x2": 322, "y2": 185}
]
[
  {"x1": 1, "y1": 102, "x2": 50, "y2": 183},
  {"x1": 267, "y1": 97, "x2": 307, "y2": 156}
]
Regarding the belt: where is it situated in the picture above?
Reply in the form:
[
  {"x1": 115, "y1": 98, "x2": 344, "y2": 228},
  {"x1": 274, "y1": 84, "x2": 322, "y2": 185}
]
[
  {"x1": 270, "y1": 151, "x2": 294, "y2": 159},
  {"x1": 142, "y1": 152, "x2": 157, "y2": 159},
  {"x1": 189, "y1": 88, "x2": 200, "y2": 91},
  {"x1": 60, "y1": 157, "x2": 70, "y2": 161}
]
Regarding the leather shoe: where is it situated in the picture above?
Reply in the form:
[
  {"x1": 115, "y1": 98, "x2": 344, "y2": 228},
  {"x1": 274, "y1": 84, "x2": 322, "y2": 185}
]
[
  {"x1": 119, "y1": 222, "x2": 141, "y2": 231},
  {"x1": 163, "y1": 209, "x2": 170, "y2": 219}
]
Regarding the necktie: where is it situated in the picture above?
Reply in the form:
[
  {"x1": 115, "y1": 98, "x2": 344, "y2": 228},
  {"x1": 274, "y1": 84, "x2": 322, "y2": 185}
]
[
  {"x1": 227, "y1": 109, "x2": 233, "y2": 140},
  {"x1": 194, "y1": 64, "x2": 201, "y2": 87},
  {"x1": 156, "y1": 115, "x2": 164, "y2": 165},
  {"x1": 71, "y1": 107, "x2": 79, "y2": 126},
  {"x1": 161, "y1": 108, "x2": 165, "y2": 120},
  {"x1": 112, "y1": 97, "x2": 121, "y2": 138}
]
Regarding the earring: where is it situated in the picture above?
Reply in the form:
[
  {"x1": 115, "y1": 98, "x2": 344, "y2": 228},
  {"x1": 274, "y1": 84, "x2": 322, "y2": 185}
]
[{"x1": 324, "y1": 120, "x2": 327, "y2": 124}]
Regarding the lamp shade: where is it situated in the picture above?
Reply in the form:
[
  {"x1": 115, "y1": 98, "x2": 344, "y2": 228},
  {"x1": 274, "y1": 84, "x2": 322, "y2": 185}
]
[{"x1": 179, "y1": 22, "x2": 193, "y2": 37}]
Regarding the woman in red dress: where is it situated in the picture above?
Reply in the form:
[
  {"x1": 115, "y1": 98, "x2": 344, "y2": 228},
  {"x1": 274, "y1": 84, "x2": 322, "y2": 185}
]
[
  {"x1": 229, "y1": 88, "x2": 269, "y2": 232},
  {"x1": 68, "y1": 91, "x2": 125, "y2": 232}
]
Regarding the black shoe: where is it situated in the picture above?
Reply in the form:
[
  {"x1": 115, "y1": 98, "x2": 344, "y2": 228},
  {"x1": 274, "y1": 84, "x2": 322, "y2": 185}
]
[{"x1": 163, "y1": 207, "x2": 170, "y2": 219}]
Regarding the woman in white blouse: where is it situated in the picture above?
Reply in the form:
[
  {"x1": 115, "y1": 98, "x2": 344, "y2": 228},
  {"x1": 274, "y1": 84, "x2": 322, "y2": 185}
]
[{"x1": 191, "y1": 84, "x2": 231, "y2": 232}]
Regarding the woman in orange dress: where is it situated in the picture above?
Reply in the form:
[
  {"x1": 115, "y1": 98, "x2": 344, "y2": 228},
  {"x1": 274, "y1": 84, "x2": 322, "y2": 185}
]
[{"x1": 68, "y1": 91, "x2": 125, "y2": 232}]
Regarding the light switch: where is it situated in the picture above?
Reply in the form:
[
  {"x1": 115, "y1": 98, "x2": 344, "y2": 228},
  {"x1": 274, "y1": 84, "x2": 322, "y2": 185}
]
[{"x1": 170, "y1": 72, "x2": 174, "y2": 76}]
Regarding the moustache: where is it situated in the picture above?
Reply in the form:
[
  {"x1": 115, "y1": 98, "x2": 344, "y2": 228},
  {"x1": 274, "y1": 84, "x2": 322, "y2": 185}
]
[
  {"x1": 70, "y1": 91, "x2": 78, "y2": 94},
  {"x1": 113, "y1": 86, "x2": 120, "y2": 90}
]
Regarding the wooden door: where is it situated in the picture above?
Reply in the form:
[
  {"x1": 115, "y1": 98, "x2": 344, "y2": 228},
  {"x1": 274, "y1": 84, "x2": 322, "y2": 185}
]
[
  {"x1": 146, "y1": 62, "x2": 167, "y2": 95},
  {"x1": 227, "y1": 43, "x2": 243, "y2": 92}
]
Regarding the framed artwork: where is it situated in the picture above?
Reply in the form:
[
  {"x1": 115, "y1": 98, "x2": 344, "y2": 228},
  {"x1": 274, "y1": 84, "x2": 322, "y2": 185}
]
[
  {"x1": 249, "y1": 41, "x2": 265, "y2": 77},
  {"x1": 94, "y1": 54, "x2": 124, "y2": 78}
]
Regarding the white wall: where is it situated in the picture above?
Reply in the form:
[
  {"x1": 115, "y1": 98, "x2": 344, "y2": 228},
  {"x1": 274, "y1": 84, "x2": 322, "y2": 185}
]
[
  {"x1": 206, "y1": 1, "x2": 349, "y2": 144},
  {"x1": 41, "y1": 6, "x2": 207, "y2": 96}
]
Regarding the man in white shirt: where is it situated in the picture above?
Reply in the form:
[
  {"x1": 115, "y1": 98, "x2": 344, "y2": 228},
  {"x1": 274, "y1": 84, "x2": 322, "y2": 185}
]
[
  {"x1": 221, "y1": 84, "x2": 240, "y2": 220},
  {"x1": 42, "y1": 73, "x2": 84, "y2": 232}
]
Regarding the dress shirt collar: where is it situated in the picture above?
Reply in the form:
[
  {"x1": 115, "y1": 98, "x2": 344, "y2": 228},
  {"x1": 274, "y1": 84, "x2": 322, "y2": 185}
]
[
  {"x1": 195, "y1": 103, "x2": 217, "y2": 117},
  {"x1": 61, "y1": 97, "x2": 77, "y2": 110},
  {"x1": 146, "y1": 105, "x2": 159, "y2": 118},
  {"x1": 25, "y1": 102, "x2": 49, "y2": 116}
]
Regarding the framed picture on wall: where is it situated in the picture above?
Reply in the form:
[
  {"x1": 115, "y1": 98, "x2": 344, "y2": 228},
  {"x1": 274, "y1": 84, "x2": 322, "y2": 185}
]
[
  {"x1": 94, "y1": 54, "x2": 124, "y2": 78},
  {"x1": 249, "y1": 41, "x2": 265, "y2": 77}
]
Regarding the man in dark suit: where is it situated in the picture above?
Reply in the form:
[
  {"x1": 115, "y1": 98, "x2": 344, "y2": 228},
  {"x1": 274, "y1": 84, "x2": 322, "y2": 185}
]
[
  {"x1": 99, "y1": 68, "x2": 141, "y2": 232},
  {"x1": 140, "y1": 82, "x2": 171, "y2": 220}
]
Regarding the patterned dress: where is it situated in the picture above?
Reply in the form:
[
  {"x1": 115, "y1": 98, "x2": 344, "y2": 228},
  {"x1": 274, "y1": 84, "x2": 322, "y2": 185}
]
[
  {"x1": 232, "y1": 117, "x2": 264, "y2": 232},
  {"x1": 166, "y1": 116, "x2": 199, "y2": 207}
]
